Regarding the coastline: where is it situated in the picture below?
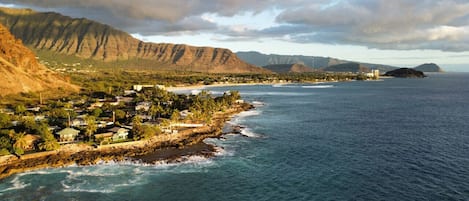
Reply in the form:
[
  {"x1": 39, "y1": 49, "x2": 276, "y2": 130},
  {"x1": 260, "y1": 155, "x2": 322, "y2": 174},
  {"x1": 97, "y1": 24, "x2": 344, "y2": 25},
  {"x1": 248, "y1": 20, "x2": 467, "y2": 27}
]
[
  {"x1": 0, "y1": 103, "x2": 253, "y2": 180},
  {"x1": 165, "y1": 76, "x2": 391, "y2": 92},
  {"x1": 166, "y1": 82, "x2": 274, "y2": 92}
]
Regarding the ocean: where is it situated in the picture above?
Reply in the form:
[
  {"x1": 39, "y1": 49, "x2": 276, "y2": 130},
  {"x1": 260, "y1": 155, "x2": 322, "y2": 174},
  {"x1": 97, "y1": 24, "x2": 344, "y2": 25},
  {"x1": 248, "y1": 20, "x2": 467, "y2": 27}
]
[{"x1": 1, "y1": 73, "x2": 469, "y2": 201}]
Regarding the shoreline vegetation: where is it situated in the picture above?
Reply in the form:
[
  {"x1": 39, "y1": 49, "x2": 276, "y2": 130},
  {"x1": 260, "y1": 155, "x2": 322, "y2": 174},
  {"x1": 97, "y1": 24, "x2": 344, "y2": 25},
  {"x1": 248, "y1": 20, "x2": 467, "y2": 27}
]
[{"x1": 0, "y1": 103, "x2": 253, "y2": 180}]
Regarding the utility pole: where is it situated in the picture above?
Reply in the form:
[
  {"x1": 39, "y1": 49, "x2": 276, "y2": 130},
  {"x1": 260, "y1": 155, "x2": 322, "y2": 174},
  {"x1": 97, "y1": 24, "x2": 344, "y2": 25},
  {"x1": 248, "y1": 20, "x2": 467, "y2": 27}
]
[
  {"x1": 68, "y1": 112, "x2": 71, "y2": 128},
  {"x1": 39, "y1": 92, "x2": 43, "y2": 105}
]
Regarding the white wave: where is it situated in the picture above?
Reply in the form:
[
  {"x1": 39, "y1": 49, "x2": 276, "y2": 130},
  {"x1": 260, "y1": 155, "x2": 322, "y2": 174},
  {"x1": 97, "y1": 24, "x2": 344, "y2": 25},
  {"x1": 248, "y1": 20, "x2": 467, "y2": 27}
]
[
  {"x1": 272, "y1": 84, "x2": 285, "y2": 88},
  {"x1": 63, "y1": 187, "x2": 116, "y2": 193},
  {"x1": 191, "y1": 89, "x2": 202, "y2": 95},
  {"x1": 0, "y1": 176, "x2": 30, "y2": 192},
  {"x1": 301, "y1": 85, "x2": 334, "y2": 88},
  {"x1": 272, "y1": 84, "x2": 299, "y2": 88},
  {"x1": 240, "y1": 127, "x2": 262, "y2": 138},
  {"x1": 240, "y1": 91, "x2": 307, "y2": 96},
  {"x1": 237, "y1": 110, "x2": 261, "y2": 118},
  {"x1": 61, "y1": 165, "x2": 149, "y2": 193},
  {"x1": 251, "y1": 101, "x2": 265, "y2": 106}
]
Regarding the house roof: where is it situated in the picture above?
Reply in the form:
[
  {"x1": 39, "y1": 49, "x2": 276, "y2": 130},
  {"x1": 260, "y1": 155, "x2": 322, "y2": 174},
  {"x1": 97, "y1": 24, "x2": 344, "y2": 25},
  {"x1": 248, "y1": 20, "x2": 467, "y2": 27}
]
[
  {"x1": 107, "y1": 127, "x2": 129, "y2": 133},
  {"x1": 94, "y1": 132, "x2": 113, "y2": 138},
  {"x1": 57, "y1": 128, "x2": 80, "y2": 136}
]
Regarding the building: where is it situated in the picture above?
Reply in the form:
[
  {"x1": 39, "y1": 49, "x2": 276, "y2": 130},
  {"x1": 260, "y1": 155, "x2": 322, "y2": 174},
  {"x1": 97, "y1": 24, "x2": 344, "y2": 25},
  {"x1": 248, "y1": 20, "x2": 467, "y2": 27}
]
[
  {"x1": 24, "y1": 134, "x2": 41, "y2": 151},
  {"x1": 135, "y1": 102, "x2": 152, "y2": 112},
  {"x1": 56, "y1": 128, "x2": 80, "y2": 143},
  {"x1": 95, "y1": 127, "x2": 130, "y2": 143},
  {"x1": 94, "y1": 132, "x2": 114, "y2": 143},
  {"x1": 133, "y1": 85, "x2": 166, "y2": 92},
  {"x1": 365, "y1": 69, "x2": 380, "y2": 79},
  {"x1": 372, "y1": 69, "x2": 380, "y2": 79},
  {"x1": 107, "y1": 127, "x2": 130, "y2": 141}
]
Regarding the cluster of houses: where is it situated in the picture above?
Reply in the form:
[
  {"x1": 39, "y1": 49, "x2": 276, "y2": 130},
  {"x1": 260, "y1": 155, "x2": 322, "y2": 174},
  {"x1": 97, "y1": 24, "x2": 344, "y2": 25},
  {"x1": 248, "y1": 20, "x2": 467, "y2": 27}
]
[
  {"x1": 52, "y1": 85, "x2": 176, "y2": 144},
  {"x1": 1, "y1": 85, "x2": 203, "y2": 149},
  {"x1": 56, "y1": 126, "x2": 129, "y2": 144}
]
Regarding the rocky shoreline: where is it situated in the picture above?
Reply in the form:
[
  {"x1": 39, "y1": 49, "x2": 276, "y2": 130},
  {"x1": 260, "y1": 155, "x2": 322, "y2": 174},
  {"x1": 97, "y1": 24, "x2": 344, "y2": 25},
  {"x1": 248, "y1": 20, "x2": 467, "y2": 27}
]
[{"x1": 0, "y1": 103, "x2": 253, "y2": 180}]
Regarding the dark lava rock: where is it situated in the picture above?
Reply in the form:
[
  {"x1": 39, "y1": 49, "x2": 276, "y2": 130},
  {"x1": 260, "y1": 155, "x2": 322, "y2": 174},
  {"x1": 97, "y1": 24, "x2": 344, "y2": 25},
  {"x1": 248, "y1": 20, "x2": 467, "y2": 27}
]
[{"x1": 384, "y1": 68, "x2": 426, "y2": 78}]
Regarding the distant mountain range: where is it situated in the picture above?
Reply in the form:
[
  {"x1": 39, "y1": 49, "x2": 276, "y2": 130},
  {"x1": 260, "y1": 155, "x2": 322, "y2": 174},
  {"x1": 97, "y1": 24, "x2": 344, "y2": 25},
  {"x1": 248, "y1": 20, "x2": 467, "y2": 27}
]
[
  {"x1": 237, "y1": 51, "x2": 444, "y2": 73},
  {"x1": 262, "y1": 64, "x2": 315, "y2": 73},
  {"x1": 0, "y1": 23, "x2": 77, "y2": 96},
  {"x1": 236, "y1": 51, "x2": 400, "y2": 72},
  {"x1": 0, "y1": 7, "x2": 268, "y2": 74},
  {"x1": 323, "y1": 63, "x2": 371, "y2": 73},
  {"x1": 414, "y1": 63, "x2": 443, "y2": 72}
]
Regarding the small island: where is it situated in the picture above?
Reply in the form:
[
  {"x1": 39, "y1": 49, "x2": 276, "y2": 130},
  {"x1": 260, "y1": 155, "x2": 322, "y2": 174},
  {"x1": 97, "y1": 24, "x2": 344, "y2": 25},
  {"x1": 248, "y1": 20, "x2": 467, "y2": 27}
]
[{"x1": 384, "y1": 68, "x2": 426, "y2": 78}]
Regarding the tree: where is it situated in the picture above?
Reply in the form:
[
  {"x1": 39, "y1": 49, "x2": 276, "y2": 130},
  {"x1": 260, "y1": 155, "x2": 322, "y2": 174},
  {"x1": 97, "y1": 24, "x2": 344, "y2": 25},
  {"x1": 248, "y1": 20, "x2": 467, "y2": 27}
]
[
  {"x1": 14, "y1": 104, "x2": 26, "y2": 115},
  {"x1": 91, "y1": 108, "x2": 103, "y2": 117},
  {"x1": 0, "y1": 113, "x2": 11, "y2": 128},
  {"x1": 84, "y1": 116, "x2": 97, "y2": 141},
  {"x1": 0, "y1": 135, "x2": 12, "y2": 152},
  {"x1": 170, "y1": 109, "x2": 180, "y2": 123},
  {"x1": 114, "y1": 109, "x2": 126, "y2": 121},
  {"x1": 131, "y1": 116, "x2": 145, "y2": 140},
  {"x1": 134, "y1": 125, "x2": 160, "y2": 140},
  {"x1": 13, "y1": 132, "x2": 27, "y2": 151},
  {"x1": 19, "y1": 116, "x2": 37, "y2": 134},
  {"x1": 37, "y1": 126, "x2": 60, "y2": 151},
  {"x1": 149, "y1": 104, "x2": 163, "y2": 120}
]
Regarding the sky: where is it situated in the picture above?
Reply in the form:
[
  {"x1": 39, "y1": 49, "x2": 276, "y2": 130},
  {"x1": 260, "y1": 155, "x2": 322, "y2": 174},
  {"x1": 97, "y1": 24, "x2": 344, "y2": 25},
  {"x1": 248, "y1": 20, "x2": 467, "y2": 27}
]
[{"x1": 1, "y1": 0, "x2": 469, "y2": 71}]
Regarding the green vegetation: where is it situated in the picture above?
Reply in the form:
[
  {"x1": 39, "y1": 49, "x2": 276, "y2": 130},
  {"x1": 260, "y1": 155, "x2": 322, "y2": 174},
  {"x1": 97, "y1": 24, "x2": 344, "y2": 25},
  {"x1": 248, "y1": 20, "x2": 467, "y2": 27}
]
[{"x1": 0, "y1": 74, "x2": 244, "y2": 156}]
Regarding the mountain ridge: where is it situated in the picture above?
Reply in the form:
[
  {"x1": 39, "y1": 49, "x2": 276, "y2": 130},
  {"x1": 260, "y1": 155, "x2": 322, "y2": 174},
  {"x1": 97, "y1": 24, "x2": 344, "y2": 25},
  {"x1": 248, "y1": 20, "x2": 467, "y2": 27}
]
[
  {"x1": 0, "y1": 23, "x2": 77, "y2": 96},
  {"x1": 262, "y1": 64, "x2": 315, "y2": 73},
  {"x1": 0, "y1": 7, "x2": 269, "y2": 74},
  {"x1": 237, "y1": 51, "x2": 399, "y2": 72}
]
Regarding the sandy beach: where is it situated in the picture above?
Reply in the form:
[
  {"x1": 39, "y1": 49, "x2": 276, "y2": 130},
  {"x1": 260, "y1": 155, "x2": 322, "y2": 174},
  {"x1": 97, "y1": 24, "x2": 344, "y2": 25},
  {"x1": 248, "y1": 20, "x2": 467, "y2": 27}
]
[{"x1": 166, "y1": 82, "x2": 281, "y2": 92}]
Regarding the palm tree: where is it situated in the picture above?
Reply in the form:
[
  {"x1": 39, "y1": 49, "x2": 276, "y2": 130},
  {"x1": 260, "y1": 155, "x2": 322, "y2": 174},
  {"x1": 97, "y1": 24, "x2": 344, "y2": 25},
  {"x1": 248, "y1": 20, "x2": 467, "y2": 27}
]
[
  {"x1": 13, "y1": 132, "x2": 27, "y2": 150},
  {"x1": 38, "y1": 139, "x2": 60, "y2": 151},
  {"x1": 84, "y1": 116, "x2": 97, "y2": 141}
]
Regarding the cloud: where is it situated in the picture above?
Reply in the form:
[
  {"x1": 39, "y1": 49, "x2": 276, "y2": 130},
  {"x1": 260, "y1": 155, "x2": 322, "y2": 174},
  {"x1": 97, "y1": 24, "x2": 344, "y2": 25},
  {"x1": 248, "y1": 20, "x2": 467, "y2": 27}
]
[
  {"x1": 2, "y1": 0, "x2": 469, "y2": 51},
  {"x1": 275, "y1": 0, "x2": 469, "y2": 51}
]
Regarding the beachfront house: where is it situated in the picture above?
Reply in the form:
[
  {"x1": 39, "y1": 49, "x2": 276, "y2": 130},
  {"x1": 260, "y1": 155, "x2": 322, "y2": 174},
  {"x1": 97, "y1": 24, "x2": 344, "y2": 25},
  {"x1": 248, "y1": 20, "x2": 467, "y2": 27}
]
[
  {"x1": 24, "y1": 134, "x2": 41, "y2": 151},
  {"x1": 56, "y1": 128, "x2": 80, "y2": 143},
  {"x1": 108, "y1": 127, "x2": 130, "y2": 141},
  {"x1": 94, "y1": 132, "x2": 114, "y2": 143}
]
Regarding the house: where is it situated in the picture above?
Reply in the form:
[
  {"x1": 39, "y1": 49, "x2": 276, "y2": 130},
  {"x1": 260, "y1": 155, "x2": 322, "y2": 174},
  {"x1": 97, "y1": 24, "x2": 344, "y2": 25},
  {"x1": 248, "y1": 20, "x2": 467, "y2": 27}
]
[
  {"x1": 135, "y1": 102, "x2": 152, "y2": 112},
  {"x1": 71, "y1": 116, "x2": 87, "y2": 127},
  {"x1": 179, "y1": 110, "x2": 192, "y2": 119},
  {"x1": 88, "y1": 102, "x2": 104, "y2": 110},
  {"x1": 124, "y1": 90, "x2": 137, "y2": 96},
  {"x1": 94, "y1": 132, "x2": 114, "y2": 143},
  {"x1": 56, "y1": 128, "x2": 80, "y2": 143},
  {"x1": 107, "y1": 127, "x2": 130, "y2": 141},
  {"x1": 133, "y1": 85, "x2": 165, "y2": 92},
  {"x1": 24, "y1": 134, "x2": 41, "y2": 151}
]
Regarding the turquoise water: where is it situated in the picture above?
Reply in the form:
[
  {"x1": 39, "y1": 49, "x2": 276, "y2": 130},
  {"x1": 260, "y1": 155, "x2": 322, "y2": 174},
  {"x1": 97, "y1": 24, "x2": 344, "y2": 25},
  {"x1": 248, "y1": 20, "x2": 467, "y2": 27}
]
[{"x1": 2, "y1": 73, "x2": 469, "y2": 200}]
